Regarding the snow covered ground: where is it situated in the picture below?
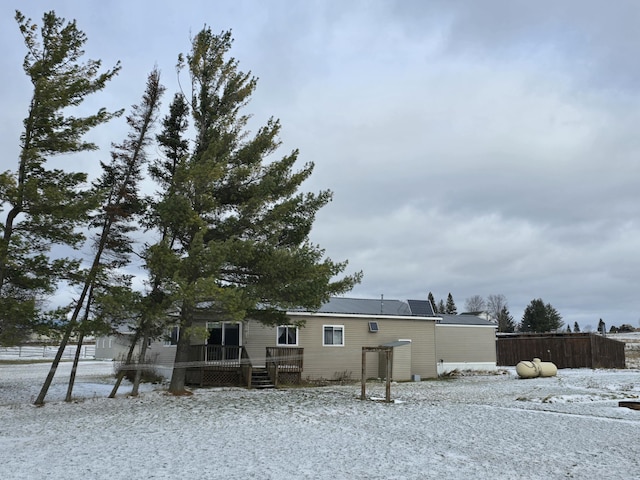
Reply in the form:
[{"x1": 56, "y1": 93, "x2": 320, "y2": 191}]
[{"x1": 1, "y1": 362, "x2": 639, "y2": 479}]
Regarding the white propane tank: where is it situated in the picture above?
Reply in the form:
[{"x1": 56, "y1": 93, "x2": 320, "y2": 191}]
[
  {"x1": 515, "y1": 360, "x2": 540, "y2": 378},
  {"x1": 533, "y1": 357, "x2": 558, "y2": 377},
  {"x1": 516, "y1": 358, "x2": 557, "y2": 378}
]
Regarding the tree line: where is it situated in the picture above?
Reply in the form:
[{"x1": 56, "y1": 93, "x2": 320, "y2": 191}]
[
  {"x1": 0, "y1": 11, "x2": 361, "y2": 404},
  {"x1": 428, "y1": 291, "x2": 567, "y2": 334}
]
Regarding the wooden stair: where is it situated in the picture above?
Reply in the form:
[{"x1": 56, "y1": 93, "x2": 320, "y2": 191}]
[{"x1": 251, "y1": 367, "x2": 275, "y2": 389}]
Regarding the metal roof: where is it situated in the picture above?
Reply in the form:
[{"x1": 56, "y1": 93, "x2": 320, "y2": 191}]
[
  {"x1": 437, "y1": 313, "x2": 497, "y2": 326},
  {"x1": 310, "y1": 297, "x2": 414, "y2": 316}
]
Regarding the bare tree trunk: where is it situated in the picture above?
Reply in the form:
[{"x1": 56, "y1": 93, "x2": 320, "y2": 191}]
[
  {"x1": 65, "y1": 331, "x2": 85, "y2": 402},
  {"x1": 131, "y1": 332, "x2": 149, "y2": 396},
  {"x1": 108, "y1": 329, "x2": 141, "y2": 398},
  {"x1": 65, "y1": 292, "x2": 94, "y2": 402},
  {"x1": 169, "y1": 308, "x2": 192, "y2": 395},
  {"x1": 34, "y1": 320, "x2": 76, "y2": 406}
]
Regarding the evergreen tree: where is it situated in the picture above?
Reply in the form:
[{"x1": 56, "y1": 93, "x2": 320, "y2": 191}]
[
  {"x1": 146, "y1": 28, "x2": 361, "y2": 394},
  {"x1": 34, "y1": 69, "x2": 163, "y2": 405},
  {"x1": 445, "y1": 293, "x2": 457, "y2": 314},
  {"x1": 437, "y1": 299, "x2": 446, "y2": 314},
  {"x1": 497, "y1": 306, "x2": 515, "y2": 333},
  {"x1": 519, "y1": 298, "x2": 563, "y2": 333},
  {"x1": 0, "y1": 11, "x2": 121, "y2": 345},
  {"x1": 573, "y1": 321, "x2": 580, "y2": 332},
  {"x1": 566, "y1": 324, "x2": 572, "y2": 333},
  {"x1": 597, "y1": 318, "x2": 606, "y2": 334},
  {"x1": 427, "y1": 292, "x2": 436, "y2": 314}
]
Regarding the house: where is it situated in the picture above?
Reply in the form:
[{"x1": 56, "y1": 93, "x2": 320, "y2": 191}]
[
  {"x1": 436, "y1": 314, "x2": 498, "y2": 375},
  {"x1": 142, "y1": 296, "x2": 498, "y2": 386},
  {"x1": 95, "y1": 324, "x2": 144, "y2": 361}
]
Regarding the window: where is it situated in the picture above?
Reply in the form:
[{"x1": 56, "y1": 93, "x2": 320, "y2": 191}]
[
  {"x1": 164, "y1": 326, "x2": 179, "y2": 346},
  {"x1": 277, "y1": 326, "x2": 298, "y2": 346},
  {"x1": 323, "y1": 325, "x2": 344, "y2": 346},
  {"x1": 368, "y1": 321, "x2": 379, "y2": 333}
]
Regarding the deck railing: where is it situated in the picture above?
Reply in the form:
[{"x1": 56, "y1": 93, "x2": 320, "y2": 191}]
[
  {"x1": 265, "y1": 347, "x2": 304, "y2": 386},
  {"x1": 187, "y1": 345, "x2": 253, "y2": 387}
]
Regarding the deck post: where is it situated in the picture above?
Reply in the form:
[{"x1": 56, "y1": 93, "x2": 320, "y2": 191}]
[
  {"x1": 361, "y1": 348, "x2": 367, "y2": 400},
  {"x1": 385, "y1": 349, "x2": 392, "y2": 403}
]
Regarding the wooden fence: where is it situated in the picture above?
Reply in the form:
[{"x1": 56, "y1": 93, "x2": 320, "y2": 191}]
[{"x1": 496, "y1": 333, "x2": 626, "y2": 369}]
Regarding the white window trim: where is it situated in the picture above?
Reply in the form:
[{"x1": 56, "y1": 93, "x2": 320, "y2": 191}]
[
  {"x1": 323, "y1": 325, "x2": 345, "y2": 347},
  {"x1": 276, "y1": 325, "x2": 299, "y2": 346}
]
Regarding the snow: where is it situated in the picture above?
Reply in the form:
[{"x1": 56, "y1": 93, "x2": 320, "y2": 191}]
[{"x1": 1, "y1": 361, "x2": 639, "y2": 479}]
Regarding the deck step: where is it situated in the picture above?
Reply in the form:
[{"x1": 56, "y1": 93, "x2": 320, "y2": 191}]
[{"x1": 251, "y1": 368, "x2": 275, "y2": 389}]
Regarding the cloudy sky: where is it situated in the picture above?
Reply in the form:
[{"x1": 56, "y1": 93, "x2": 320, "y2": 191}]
[{"x1": 2, "y1": 0, "x2": 640, "y2": 330}]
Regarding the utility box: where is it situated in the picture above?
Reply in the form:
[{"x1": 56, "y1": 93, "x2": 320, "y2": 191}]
[{"x1": 411, "y1": 374, "x2": 421, "y2": 382}]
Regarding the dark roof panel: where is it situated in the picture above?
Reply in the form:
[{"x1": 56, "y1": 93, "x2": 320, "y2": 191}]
[
  {"x1": 407, "y1": 299, "x2": 435, "y2": 317},
  {"x1": 313, "y1": 297, "x2": 413, "y2": 316}
]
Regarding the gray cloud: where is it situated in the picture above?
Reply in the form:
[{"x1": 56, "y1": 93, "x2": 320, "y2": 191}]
[{"x1": 2, "y1": 0, "x2": 640, "y2": 328}]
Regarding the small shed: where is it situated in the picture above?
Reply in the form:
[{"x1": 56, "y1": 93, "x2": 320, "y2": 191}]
[{"x1": 496, "y1": 332, "x2": 626, "y2": 369}]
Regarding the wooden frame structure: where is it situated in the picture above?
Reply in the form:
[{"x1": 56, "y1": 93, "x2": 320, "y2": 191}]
[{"x1": 360, "y1": 346, "x2": 393, "y2": 403}]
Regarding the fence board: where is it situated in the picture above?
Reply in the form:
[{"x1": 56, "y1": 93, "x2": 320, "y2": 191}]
[{"x1": 496, "y1": 333, "x2": 625, "y2": 369}]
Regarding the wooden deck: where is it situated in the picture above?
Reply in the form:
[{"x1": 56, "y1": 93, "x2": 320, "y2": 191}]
[{"x1": 186, "y1": 345, "x2": 304, "y2": 387}]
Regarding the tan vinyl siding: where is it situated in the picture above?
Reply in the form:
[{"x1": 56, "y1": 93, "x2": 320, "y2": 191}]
[
  {"x1": 243, "y1": 321, "x2": 275, "y2": 366},
  {"x1": 292, "y1": 315, "x2": 437, "y2": 381},
  {"x1": 435, "y1": 325, "x2": 497, "y2": 363}
]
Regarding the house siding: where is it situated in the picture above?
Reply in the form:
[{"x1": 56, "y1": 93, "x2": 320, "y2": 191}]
[
  {"x1": 289, "y1": 314, "x2": 437, "y2": 381},
  {"x1": 435, "y1": 324, "x2": 497, "y2": 373}
]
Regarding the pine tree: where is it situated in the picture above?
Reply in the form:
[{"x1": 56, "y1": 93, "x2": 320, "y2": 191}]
[
  {"x1": 445, "y1": 293, "x2": 457, "y2": 314},
  {"x1": 34, "y1": 69, "x2": 163, "y2": 405},
  {"x1": 519, "y1": 299, "x2": 563, "y2": 333},
  {"x1": 427, "y1": 292, "x2": 436, "y2": 314},
  {"x1": 574, "y1": 321, "x2": 580, "y2": 332},
  {"x1": 497, "y1": 306, "x2": 515, "y2": 333},
  {"x1": 0, "y1": 11, "x2": 121, "y2": 345},
  {"x1": 146, "y1": 28, "x2": 361, "y2": 394},
  {"x1": 437, "y1": 299, "x2": 446, "y2": 314},
  {"x1": 597, "y1": 318, "x2": 606, "y2": 334}
]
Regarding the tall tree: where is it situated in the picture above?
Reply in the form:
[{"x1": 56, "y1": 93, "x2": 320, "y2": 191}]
[
  {"x1": 437, "y1": 299, "x2": 446, "y2": 314},
  {"x1": 35, "y1": 69, "x2": 163, "y2": 405},
  {"x1": 496, "y1": 306, "x2": 515, "y2": 333},
  {"x1": 487, "y1": 294, "x2": 508, "y2": 324},
  {"x1": 519, "y1": 298, "x2": 563, "y2": 333},
  {"x1": 146, "y1": 28, "x2": 361, "y2": 394},
  {"x1": 597, "y1": 318, "x2": 606, "y2": 334},
  {"x1": 445, "y1": 293, "x2": 457, "y2": 314},
  {"x1": 573, "y1": 321, "x2": 580, "y2": 332},
  {"x1": 464, "y1": 295, "x2": 486, "y2": 312},
  {"x1": 0, "y1": 11, "x2": 121, "y2": 345}
]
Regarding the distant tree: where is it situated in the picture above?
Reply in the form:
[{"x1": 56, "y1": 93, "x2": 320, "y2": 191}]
[
  {"x1": 445, "y1": 293, "x2": 457, "y2": 314},
  {"x1": 437, "y1": 299, "x2": 446, "y2": 314},
  {"x1": 427, "y1": 292, "x2": 436, "y2": 313},
  {"x1": 597, "y1": 318, "x2": 606, "y2": 334},
  {"x1": 0, "y1": 11, "x2": 121, "y2": 345},
  {"x1": 486, "y1": 294, "x2": 508, "y2": 324},
  {"x1": 573, "y1": 321, "x2": 580, "y2": 333},
  {"x1": 464, "y1": 295, "x2": 486, "y2": 312},
  {"x1": 619, "y1": 324, "x2": 635, "y2": 333},
  {"x1": 566, "y1": 325, "x2": 571, "y2": 333},
  {"x1": 609, "y1": 325, "x2": 619, "y2": 333},
  {"x1": 497, "y1": 306, "x2": 515, "y2": 333},
  {"x1": 519, "y1": 298, "x2": 563, "y2": 333}
]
